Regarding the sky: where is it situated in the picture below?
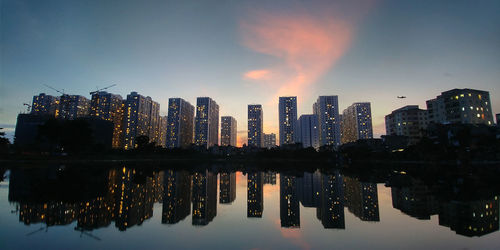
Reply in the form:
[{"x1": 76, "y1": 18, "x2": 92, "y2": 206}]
[{"x1": 1, "y1": 0, "x2": 499, "y2": 145}]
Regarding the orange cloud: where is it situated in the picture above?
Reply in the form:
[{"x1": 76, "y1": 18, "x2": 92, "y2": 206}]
[
  {"x1": 244, "y1": 69, "x2": 272, "y2": 81},
  {"x1": 273, "y1": 219, "x2": 311, "y2": 250},
  {"x1": 240, "y1": 10, "x2": 353, "y2": 100}
]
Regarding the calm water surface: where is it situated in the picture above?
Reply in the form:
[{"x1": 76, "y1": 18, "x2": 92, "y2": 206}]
[{"x1": 0, "y1": 164, "x2": 499, "y2": 249}]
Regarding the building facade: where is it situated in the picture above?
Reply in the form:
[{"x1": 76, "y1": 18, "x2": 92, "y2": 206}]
[
  {"x1": 123, "y1": 92, "x2": 152, "y2": 150},
  {"x1": 341, "y1": 102, "x2": 373, "y2": 144},
  {"x1": 296, "y1": 114, "x2": 320, "y2": 149},
  {"x1": 166, "y1": 98, "x2": 195, "y2": 148},
  {"x1": 247, "y1": 104, "x2": 263, "y2": 147},
  {"x1": 313, "y1": 96, "x2": 341, "y2": 147},
  {"x1": 148, "y1": 100, "x2": 161, "y2": 146},
  {"x1": 385, "y1": 105, "x2": 428, "y2": 145},
  {"x1": 31, "y1": 93, "x2": 59, "y2": 117},
  {"x1": 426, "y1": 88, "x2": 494, "y2": 125},
  {"x1": 194, "y1": 97, "x2": 219, "y2": 148},
  {"x1": 90, "y1": 91, "x2": 124, "y2": 148},
  {"x1": 220, "y1": 116, "x2": 237, "y2": 147},
  {"x1": 279, "y1": 96, "x2": 298, "y2": 146},
  {"x1": 263, "y1": 133, "x2": 276, "y2": 149},
  {"x1": 58, "y1": 95, "x2": 90, "y2": 120}
]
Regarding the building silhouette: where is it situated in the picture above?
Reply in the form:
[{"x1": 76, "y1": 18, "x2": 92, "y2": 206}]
[
  {"x1": 123, "y1": 92, "x2": 153, "y2": 149},
  {"x1": 248, "y1": 104, "x2": 263, "y2": 147},
  {"x1": 148, "y1": 100, "x2": 161, "y2": 146},
  {"x1": 296, "y1": 114, "x2": 320, "y2": 149},
  {"x1": 221, "y1": 116, "x2": 237, "y2": 146},
  {"x1": 263, "y1": 172, "x2": 277, "y2": 185},
  {"x1": 280, "y1": 174, "x2": 300, "y2": 228},
  {"x1": 192, "y1": 170, "x2": 217, "y2": 226},
  {"x1": 427, "y1": 88, "x2": 494, "y2": 125},
  {"x1": 279, "y1": 97, "x2": 298, "y2": 145},
  {"x1": 263, "y1": 133, "x2": 276, "y2": 149},
  {"x1": 166, "y1": 98, "x2": 195, "y2": 148},
  {"x1": 194, "y1": 97, "x2": 219, "y2": 148},
  {"x1": 385, "y1": 105, "x2": 429, "y2": 145},
  {"x1": 89, "y1": 91, "x2": 125, "y2": 148},
  {"x1": 247, "y1": 172, "x2": 263, "y2": 217},
  {"x1": 31, "y1": 93, "x2": 59, "y2": 116},
  {"x1": 297, "y1": 171, "x2": 321, "y2": 207},
  {"x1": 158, "y1": 115, "x2": 168, "y2": 147},
  {"x1": 313, "y1": 96, "x2": 341, "y2": 147},
  {"x1": 59, "y1": 95, "x2": 90, "y2": 120},
  {"x1": 341, "y1": 102, "x2": 373, "y2": 144},
  {"x1": 219, "y1": 171, "x2": 236, "y2": 204},
  {"x1": 391, "y1": 178, "x2": 439, "y2": 220}
]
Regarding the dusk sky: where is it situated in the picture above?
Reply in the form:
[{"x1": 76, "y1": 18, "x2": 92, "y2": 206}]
[{"x1": 1, "y1": 0, "x2": 499, "y2": 145}]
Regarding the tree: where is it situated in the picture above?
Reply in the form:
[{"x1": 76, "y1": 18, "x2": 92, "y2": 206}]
[{"x1": 0, "y1": 128, "x2": 11, "y2": 154}]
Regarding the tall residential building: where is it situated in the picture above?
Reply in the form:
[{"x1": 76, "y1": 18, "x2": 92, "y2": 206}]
[
  {"x1": 317, "y1": 171, "x2": 345, "y2": 229},
  {"x1": 161, "y1": 170, "x2": 192, "y2": 224},
  {"x1": 263, "y1": 133, "x2": 276, "y2": 149},
  {"x1": 426, "y1": 88, "x2": 494, "y2": 125},
  {"x1": 247, "y1": 172, "x2": 263, "y2": 218},
  {"x1": 158, "y1": 116, "x2": 168, "y2": 148},
  {"x1": 344, "y1": 177, "x2": 380, "y2": 221},
  {"x1": 313, "y1": 96, "x2": 341, "y2": 147},
  {"x1": 194, "y1": 97, "x2": 219, "y2": 148},
  {"x1": 279, "y1": 96, "x2": 298, "y2": 145},
  {"x1": 123, "y1": 92, "x2": 152, "y2": 150},
  {"x1": 90, "y1": 91, "x2": 124, "y2": 148},
  {"x1": 31, "y1": 93, "x2": 59, "y2": 117},
  {"x1": 280, "y1": 174, "x2": 300, "y2": 228},
  {"x1": 385, "y1": 105, "x2": 428, "y2": 145},
  {"x1": 247, "y1": 104, "x2": 263, "y2": 147},
  {"x1": 166, "y1": 98, "x2": 194, "y2": 148},
  {"x1": 192, "y1": 170, "x2": 217, "y2": 226},
  {"x1": 341, "y1": 102, "x2": 373, "y2": 144},
  {"x1": 58, "y1": 95, "x2": 90, "y2": 120},
  {"x1": 148, "y1": 100, "x2": 161, "y2": 146},
  {"x1": 219, "y1": 171, "x2": 236, "y2": 204},
  {"x1": 220, "y1": 116, "x2": 237, "y2": 146},
  {"x1": 296, "y1": 114, "x2": 320, "y2": 149}
]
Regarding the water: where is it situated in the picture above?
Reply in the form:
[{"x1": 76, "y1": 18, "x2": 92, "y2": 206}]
[{"x1": 0, "y1": 164, "x2": 499, "y2": 249}]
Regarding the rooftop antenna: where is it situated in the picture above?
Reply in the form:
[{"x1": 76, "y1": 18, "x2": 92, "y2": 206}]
[{"x1": 89, "y1": 83, "x2": 116, "y2": 96}]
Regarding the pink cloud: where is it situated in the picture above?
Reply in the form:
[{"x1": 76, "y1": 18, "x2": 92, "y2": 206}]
[{"x1": 240, "y1": 10, "x2": 353, "y2": 100}]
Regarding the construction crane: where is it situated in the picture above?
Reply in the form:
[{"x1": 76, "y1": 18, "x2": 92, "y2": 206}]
[
  {"x1": 43, "y1": 84, "x2": 66, "y2": 96},
  {"x1": 23, "y1": 103, "x2": 32, "y2": 113},
  {"x1": 89, "y1": 84, "x2": 116, "y2": 96}
]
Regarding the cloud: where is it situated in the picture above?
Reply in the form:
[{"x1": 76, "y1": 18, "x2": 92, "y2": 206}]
[
  {"x1": 244, "y1": 69, "x2": 272, "y2": 81},
  {"x1": 240, "y1": 9, "x2": 353, "y2": 100}
]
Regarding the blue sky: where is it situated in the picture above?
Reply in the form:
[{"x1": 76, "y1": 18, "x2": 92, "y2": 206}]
[{"x1": 1, "y1": 0, "x2": 499, "y2": 143}]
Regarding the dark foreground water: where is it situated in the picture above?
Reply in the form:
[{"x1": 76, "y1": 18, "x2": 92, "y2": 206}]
[{"x1": 0, "y1": 164, "x2": 499, "y2": 249}]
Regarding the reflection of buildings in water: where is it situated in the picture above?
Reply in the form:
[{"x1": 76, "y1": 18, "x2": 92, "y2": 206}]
[
  {"x1": 280, "y1": 174, "x2": 300, "y2": 228},
  {"x1": 344, "y1": 176, "x2": 380, "y2": 222},
  {"x1": 263, "y1": 172, "x2": 276, "y2": 185},
  {"x1": 162, "y1": 169, "x2": 192, "y2": 224},
  {"x1": 219, "y1": 171, "x2": 236, "y2": 204},
  {"x1": 19, "y1": 202, "x2": 78, "y2": 226},
  {"x1": 316, "y1": 171, "x2": 345, "y2": 229},
  {"x1": 390, "y1": 179, "x2": 439, "y2": 220},
  {"x1": 77, "y1": 197, "x2": 113, "y2": 231},
  {"x1": 112, "y1": 167, "x2": 156, "y2": 231},
  {"x1": 297, "y1": 171, "x2": 321, "y2": 208},
  {"x1": 247, "y1": 172, "x2": 263, "y2": 218},
  {"x1": 439, "y1": 196, "x2": 499, "y2": 237},
  {"x1": 192, "y1": 170, "x2": 217, "y2": 226}
]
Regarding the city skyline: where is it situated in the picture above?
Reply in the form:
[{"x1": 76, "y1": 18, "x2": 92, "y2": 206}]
[{"x1": 1, "y1": 0, "x2": 500, "y2": 145}]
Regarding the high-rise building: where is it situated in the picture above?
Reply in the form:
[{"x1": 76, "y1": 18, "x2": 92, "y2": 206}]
[
  {"x1": 219, "y1": 171, "x2": 236, "y2": 204},
  {"x1": 344, "y1": 176, "x2": 380, "y2": 221},
  {"x1": 161, "y1": 170, "x2": 192, "y2": 224},
  {"x1": 385, "y1": 105, "x2": 429, "y2": 145},
  {"x1": 313, "y1": 96, "x2": 341, "y2": 147},
  {"x1": 263, "y1": 133, "x2": 276, "y2": 149},
  {"x1": 158, "y1": 116, "x2": 168, "y2": 148},
  {"x1": 90, "y1": 91, "x2": 124, "y2": 148},
  {"x1": 123, "y1": 92, "x2": 152, "y2": 150},
  {"x1": 317, "y1": 171, "x2": 345, "y2": 229},
  {"x1": 166, "y1": 98, "x2": 194, "y2": 148},
  {"x1": 426, "y1": 88, "x2": 494, "y2": 125},
  {"x1": 248, "y1": 104, "x2": 263, "y2": 147},
  {"x1": 194, "y1": 97, "x2": 219, "y2": 148},
  {"x1": 192, "y1": 170, "x2": 217, "y2": 226},
  {"x1": 341, "y1": 102, "x2": 373, "y2": 144},
  {"x1": 31, "y1": 93, "x2": 59, "y2": 117},
  {"x1": 220, "y1": 116, "x2": 237, "y2": 146},
  {"x1": 296, "y1": 114, "x2": 320, "y2": 149},
  {"x1": 247, "y1": 172, "x2": 264, "y2": 218},
  {"x1": 148, "y1": 100, "x2": 161, "y2": 146},
  {"x1": 279, "y1": 96, "x2": 298, "y2": 145},
  {"x1": 59, "y1": 95, "x2": 90, "y2": 120}
]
